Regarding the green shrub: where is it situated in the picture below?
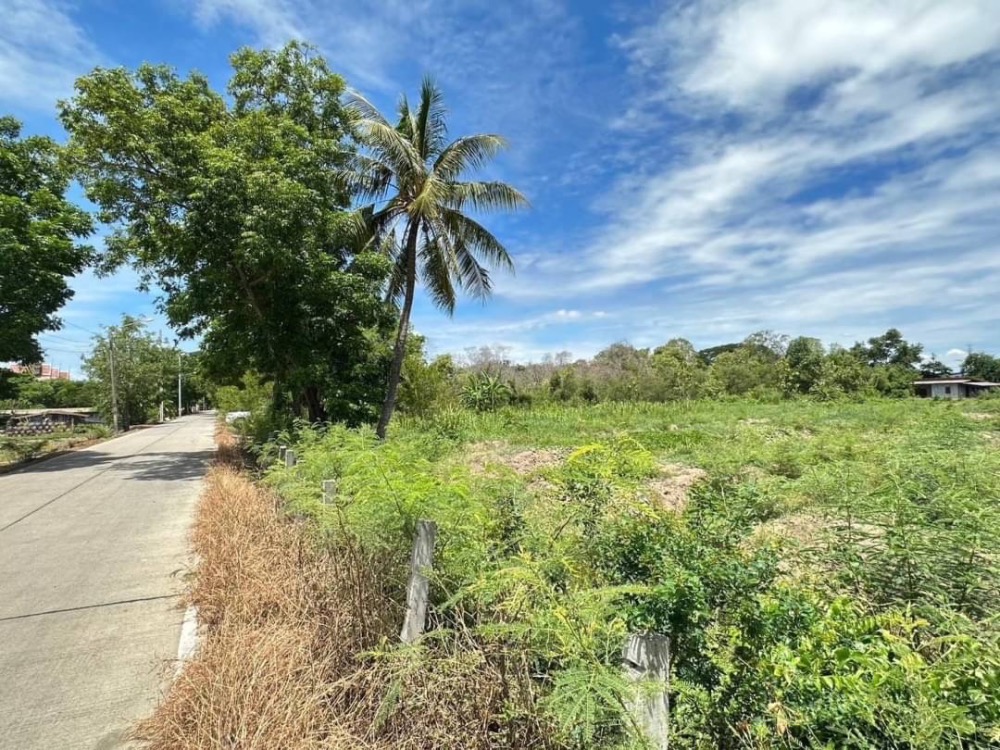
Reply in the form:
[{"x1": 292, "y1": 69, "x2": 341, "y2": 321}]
[{"x1": 461, "y1": 372, "x2": 514, "y2": 412}]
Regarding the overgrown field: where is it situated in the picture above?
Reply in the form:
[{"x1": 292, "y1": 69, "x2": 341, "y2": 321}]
[{"x1": 235, "y1": 399, "x2": 999, "y2": 748}]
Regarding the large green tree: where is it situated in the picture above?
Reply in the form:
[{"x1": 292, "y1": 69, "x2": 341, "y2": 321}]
[
  {"x1": 0, "y1": 117, "x2": 92, "y2": 364},
  {"x1": 346, "y1": 78, "x2": 527, "y2": 438},
  {"x1": 651, "y1": 338, "x2": 706, "y2": 400},
  {"x1": 60, "y1": 44, "x2": 393, "y2": 423},
  {"x1": 963, "y1": 352, "x2": 1000, "y2": 382},
  {"x1": 851, "y1": 328, "x2": 923, "y2": 368},
  {"x1": 786, "y1": 336, "x2": 825, "y2": 394}
]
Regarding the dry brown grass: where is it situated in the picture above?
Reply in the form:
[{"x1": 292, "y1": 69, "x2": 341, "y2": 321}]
[{"x1": 133, "y1": 428, "x2": 547, "y2": 750}]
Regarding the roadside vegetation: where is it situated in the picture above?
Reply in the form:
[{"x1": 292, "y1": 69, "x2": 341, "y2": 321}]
[{"x1": 0, "y1": 424, "x2": 112, "y2": 469}]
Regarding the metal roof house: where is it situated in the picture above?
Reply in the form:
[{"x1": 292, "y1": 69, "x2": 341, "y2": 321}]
[{"x1": 913, "y1": 378, "x2": 1000, "y2": 399}]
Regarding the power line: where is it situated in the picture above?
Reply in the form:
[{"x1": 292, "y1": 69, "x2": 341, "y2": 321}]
[
  {"x1": 38, "y1": 333, "x2": 92, "y2": 346},
  {"x1": 39, "y1": 347, "x2": 90, "y2": 355},
  {"x1": 61, "y1": 320, "x2": 102, "y2": 336}
]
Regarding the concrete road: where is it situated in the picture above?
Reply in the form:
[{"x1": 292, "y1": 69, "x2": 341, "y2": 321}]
[{"x1": 0, "y1": 413, "x2": 215, "y2": 749}]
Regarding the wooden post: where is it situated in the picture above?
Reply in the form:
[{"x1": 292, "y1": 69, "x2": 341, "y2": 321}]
[
  {"x1": 284, "y1": 449, "x2": 297, "y2": 468},
  {"x1": 321, "y1": 479, "x2": 337, "y2": 505},
  {"x1": 400, "y1": 519, "x2": 437, "y2": 644},
  {"x1": 622, "y1": 633, "x2": 670, "y2": 749}
]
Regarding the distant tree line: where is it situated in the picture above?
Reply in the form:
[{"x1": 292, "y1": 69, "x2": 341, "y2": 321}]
[
  {"x1": 0, "y1": 369, "x2": 96, "y2": 410},
  {"x1": 399, "y1": 328, "x2": 997, "y2": 413}
]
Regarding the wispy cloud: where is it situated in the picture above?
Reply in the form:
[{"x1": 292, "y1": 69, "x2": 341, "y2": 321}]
[
  {"x1": 479, "y1": 0, "x2": 1000, "y2": 358},
  {"x1": 0, "y1": 0, "x2": 100, "y2": 111},
  {"x1": 181, "y1": 0, "x2": 588, "y2": 160}
]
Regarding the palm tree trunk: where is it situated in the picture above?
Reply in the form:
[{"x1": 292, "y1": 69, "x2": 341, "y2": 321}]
[{"x1": 376, "y1": 223, "x2": 419, "y2": 440}]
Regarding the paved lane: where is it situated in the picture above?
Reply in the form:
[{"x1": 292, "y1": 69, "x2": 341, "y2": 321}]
[{"x1": 0, "y1": 413, "x2": 215, "y2": 749}]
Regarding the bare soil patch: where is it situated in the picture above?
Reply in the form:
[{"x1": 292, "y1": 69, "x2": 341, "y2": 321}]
[
  {"x1": 465, "y1": 440, "x2": 567, "y2": 476},
  {"x1": 646, "y1": 463, "x2": 708, "y2": 513}
]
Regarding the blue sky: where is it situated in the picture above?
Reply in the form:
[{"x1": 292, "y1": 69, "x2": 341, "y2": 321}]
[{"x1": 3, "y1": 0, "x2": 1000, "y2": 373}]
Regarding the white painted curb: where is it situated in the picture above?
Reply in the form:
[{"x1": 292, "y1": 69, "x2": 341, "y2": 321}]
[{"x1": 175, "y1": 605, "x2": 199, "y2": 675}]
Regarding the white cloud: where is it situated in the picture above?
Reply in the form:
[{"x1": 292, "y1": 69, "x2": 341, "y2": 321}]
[
  {"x1": 181, "y1": 0, "x2": 586, "y2": 159},
  {"x1": 482, "y1": 0, "x2": 1000, "y2": 361},
  {"x1": 0, "y1": 0, "x2": 100, "y2": 110},
  {"x1": 625, "y1": 0, "x2": 1000, "y2": 113},
  {"x1": 183, "y1": 0, "x2": 416, "y2": 89}
]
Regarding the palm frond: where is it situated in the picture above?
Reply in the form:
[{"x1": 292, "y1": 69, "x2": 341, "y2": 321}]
[
  {"x1": 344, "y1": 90, "x2": 391, "y2": 128},
  {"x1": 369, "y1": 202, "x2": 407, "y2": 240},
  {"x1": 337, "y1": 153, "x2": 393, "y2": 201},
  {"x1": 446, "y1": 180, "x2": 529, "y2": 213},
  {"x1": 385, "y1": 239, "x2": 408, "y2": 303},
  {"x1": 396, "y1": 94, "x2": 415, "y2": 142},
  {"x1": 338, "y1": 209, "x2": 377, "y2": 254},
  {"x1": 428, "y1": 216, "x2": 494, "y2": 300},
  {"x1": 408, "y1": 173, "x2": 448, "y2": 222},
  {"x1": 439, "y1": 207, "x2": 515, "y2": 274},
  {"x1": 419, "y1": 235, "x2": 457, "y2": 314},
  {"x1": 414, "y1": 76, "x2": 448, "y2": 160},
  {"x1": 357, "y1": 121, "x2": 422, "y2": 184},
  {"x1": 433, "y1": 134, "x2": 507, "y2": 181}
]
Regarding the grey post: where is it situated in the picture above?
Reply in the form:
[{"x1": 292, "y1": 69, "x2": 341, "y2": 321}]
[
  {"x1": 400, "y1": 519, "x2": 437, "y2": 644},
  {"x1": 622, "y1": 633, "x2": 670, "y2": 749},
  {"x1": 284, "y1": 449, "x2": 297, "y2": 468},
  {"x1": 321, "y1": 479, "x2": 337, "y2": 505},
  {"x1": 278, "y1": 445, "x2": 287, "y2": 461}
]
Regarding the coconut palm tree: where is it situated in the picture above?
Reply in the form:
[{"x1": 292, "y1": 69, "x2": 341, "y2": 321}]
[{"x1": 346, "y1": 78, "x2": 527, "y2": 439}]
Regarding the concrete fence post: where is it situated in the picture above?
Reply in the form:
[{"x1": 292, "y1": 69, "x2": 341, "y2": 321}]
[
  {"x1": 622, "y1": 633, "x2": 670, "y2": 750},
  {"x1": 284, "y1": 449, "x2": 297, "y2": 469},
  {"x1": 321, "y1": 479, "x2": 337, "y2": 505},
  {"x1": 278, "y1": 445, "x2": 287, "y2": 462},
  {"x1": 400, "y1": 519, "x2": 437, "y2": 644}
]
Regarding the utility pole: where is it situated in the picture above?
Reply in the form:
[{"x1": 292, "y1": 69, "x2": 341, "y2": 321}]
[
  {"x1": 177, "y1": 351, "x2": 183, "y2": 418},
  {"x1": 108, "y1": 333, "x2": 120, "y2": 433},
  {"x1": 158, "y1": 332, "x2": 165, "y2": 422}
]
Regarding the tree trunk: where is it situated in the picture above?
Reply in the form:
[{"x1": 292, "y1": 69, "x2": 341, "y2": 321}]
[
  {"x1": 303, "y1": 384, "x2": 327, "y2": 423},
  {"x1": 376, "y1": 223, "x2": 419, "y2": 440}
]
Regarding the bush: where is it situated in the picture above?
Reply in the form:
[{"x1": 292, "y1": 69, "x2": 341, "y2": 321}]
[{"x1": 461, "y1": 372, "x2": 513, "y2": 412}]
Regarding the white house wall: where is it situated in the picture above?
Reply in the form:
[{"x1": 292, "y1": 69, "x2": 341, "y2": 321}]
[{"x1": 930, "y1": 383, "x2": 964, "y2": 399}]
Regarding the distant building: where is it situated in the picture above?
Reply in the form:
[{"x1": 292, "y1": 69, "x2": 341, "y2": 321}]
[
  {"x1": 6, "y1": 363, "x2": 72, "y2": 381},
  {"x1": 913, "y1": 378, "x2": 1000, "y2": 399}
]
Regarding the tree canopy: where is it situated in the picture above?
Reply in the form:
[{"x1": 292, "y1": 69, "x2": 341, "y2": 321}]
[
  {"x1": 60, "y1": 43, "x2": 394, "y2": 423},
  {"x1": 963, "y1": 352, "x2": 1000, "y2": 382},
  {"x1": 0, "y1": 116, "x2": 92, "y2": 364},
  {"x1": 851, "y1": 328, "x2": 923, "y2": 368}
]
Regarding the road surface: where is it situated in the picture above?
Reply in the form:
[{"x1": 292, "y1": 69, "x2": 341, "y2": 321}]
[{"x1": 0, "y1": 413, "x2": 215, "y2": 749}]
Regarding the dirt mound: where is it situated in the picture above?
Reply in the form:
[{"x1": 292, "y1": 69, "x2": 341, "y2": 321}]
[
  {"x1": 466, "y1": 441, "x2": 568, "y2": 476},
  {"x1": 646, "y1": 463, "x2": 708, "y2": 513}
]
